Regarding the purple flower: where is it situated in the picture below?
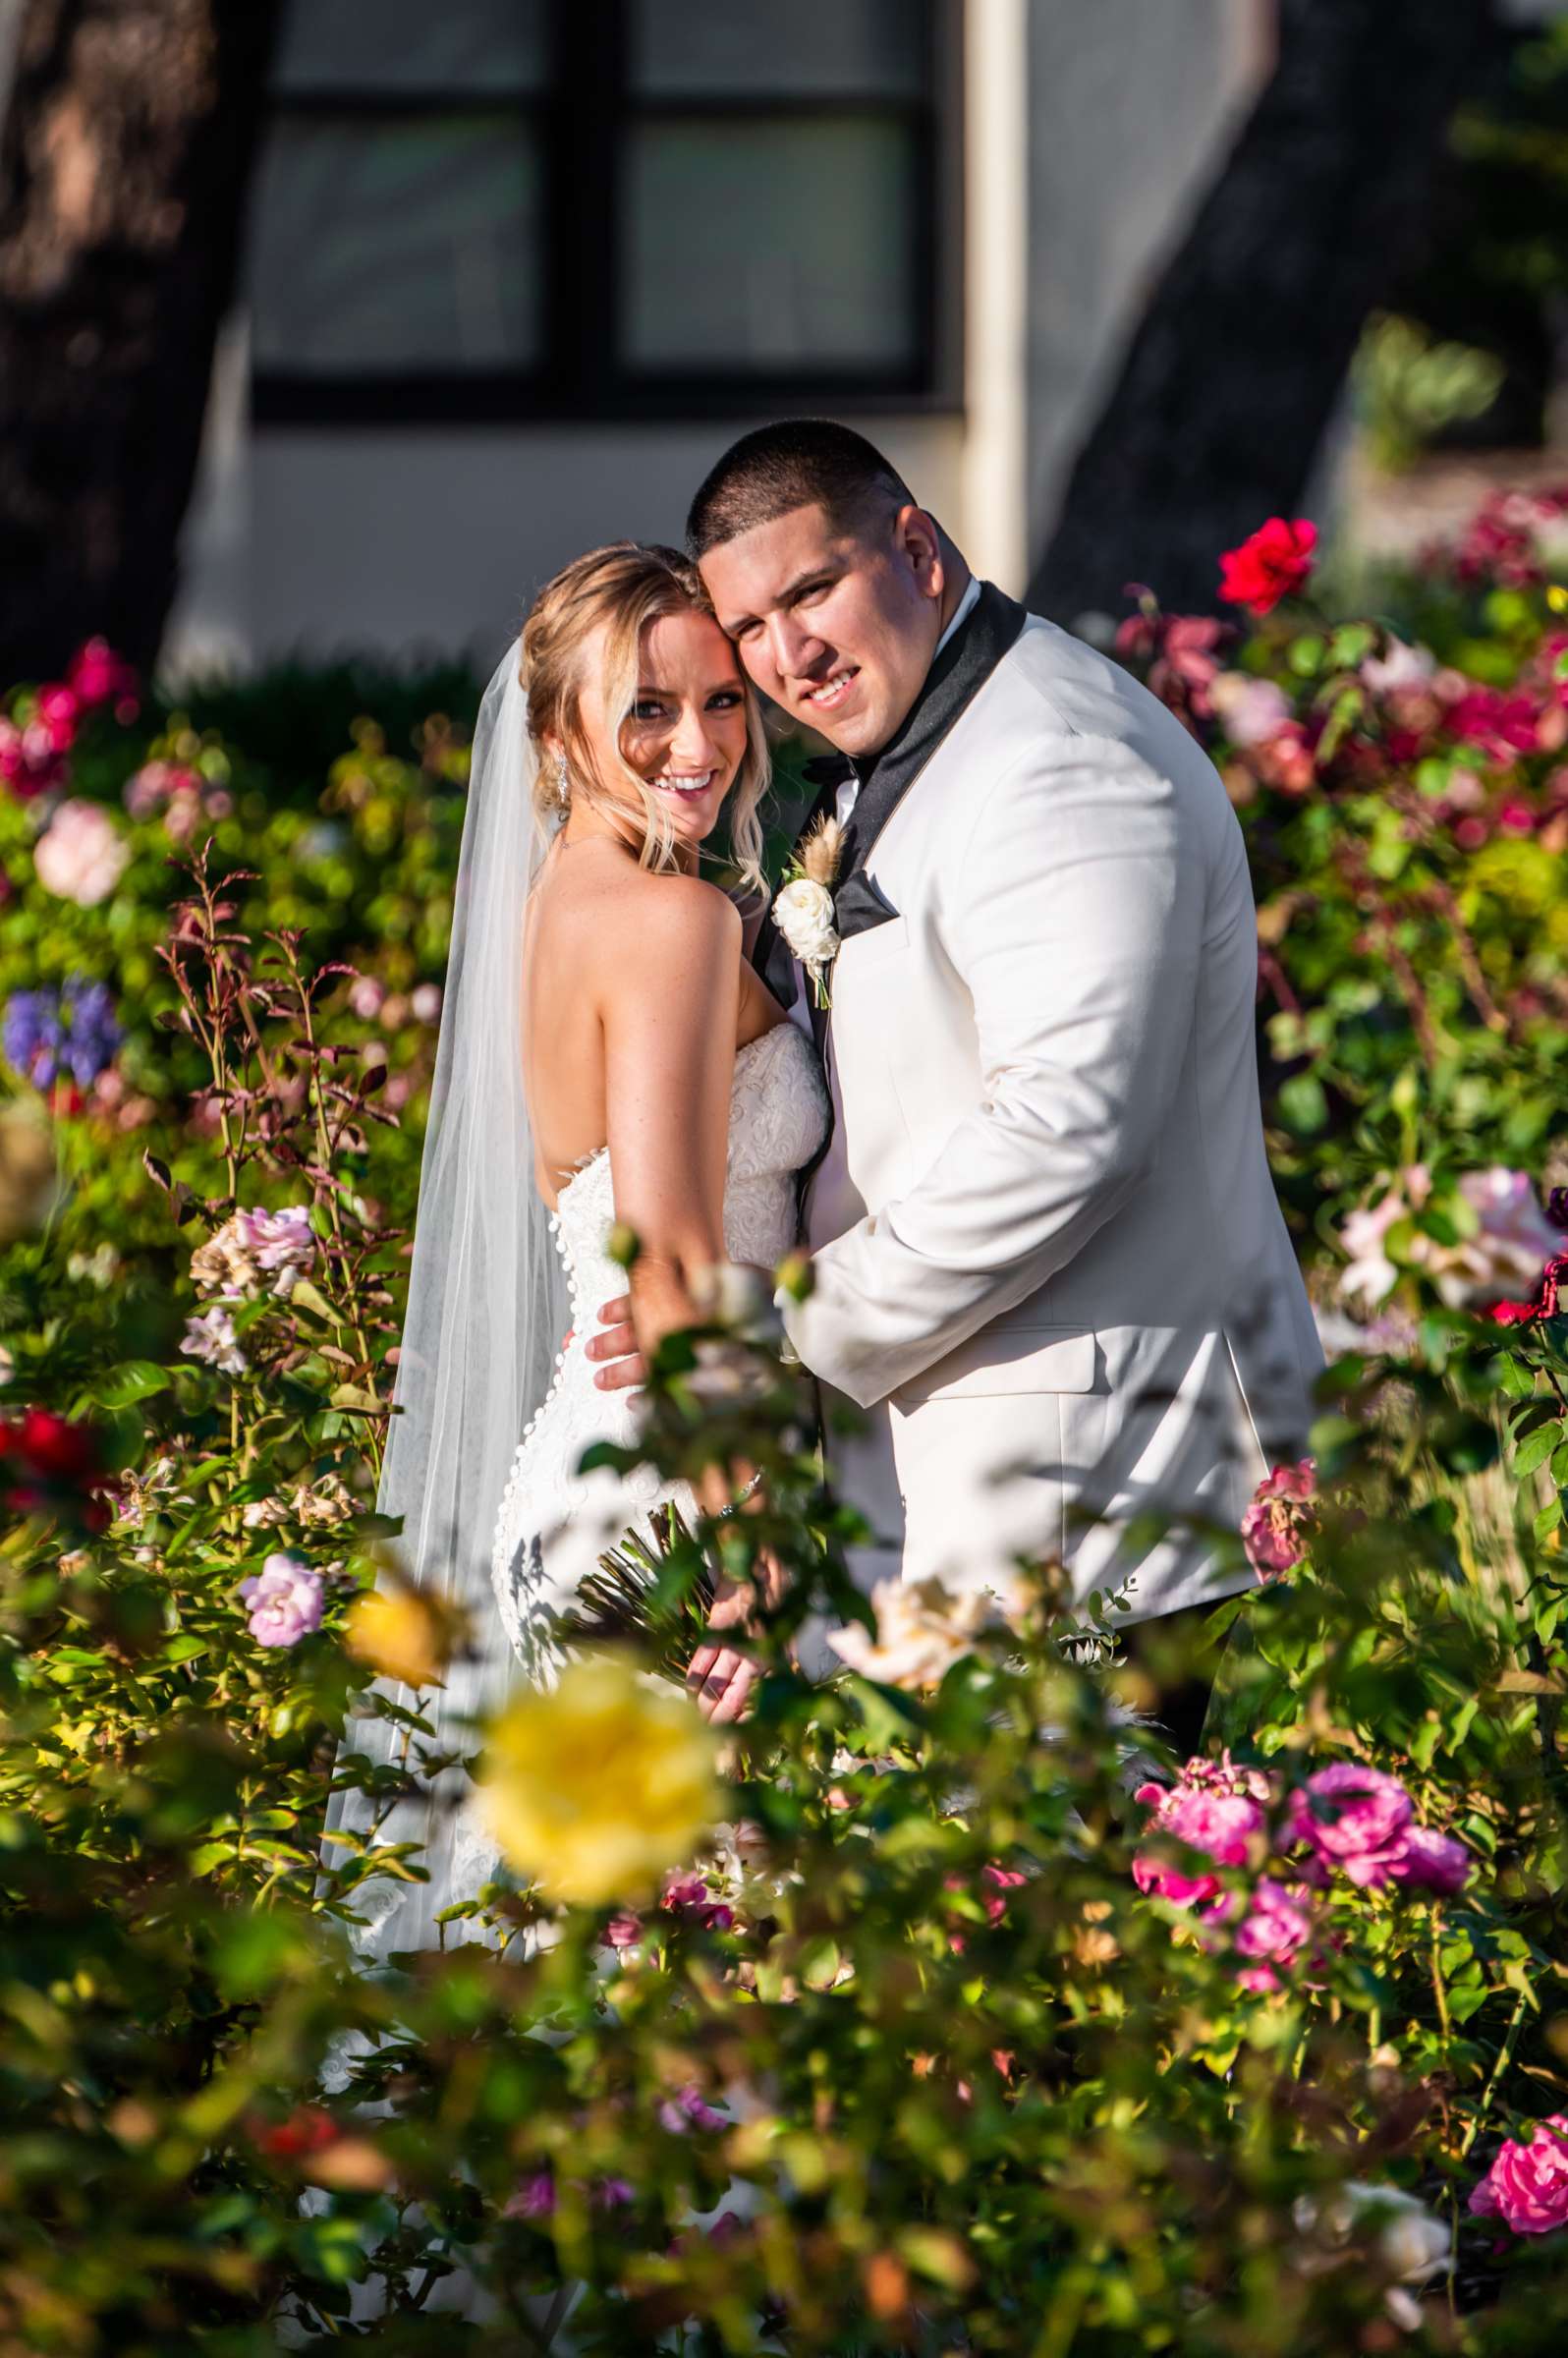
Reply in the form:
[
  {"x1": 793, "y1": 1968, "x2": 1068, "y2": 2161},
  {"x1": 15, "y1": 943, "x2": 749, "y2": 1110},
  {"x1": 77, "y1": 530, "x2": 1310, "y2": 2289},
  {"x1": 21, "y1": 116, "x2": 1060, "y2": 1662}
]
[
  {"x1": 657, "y1": 2083, "x2": 727, "y2": 2134},
  {"x1": 593, "y1": 2176, "x2": 636, "y2": 2211},
  {"x1": 3, "y1": 981, "x2": 123, "y2": 1090},
  {"x1": 1132, "y1": 1768, "x2": 1269, "y2": 1906},
  {"x1": 1287, "y1": 1764, "x2": 1414, "y2": 1888},
  {"x1": 1389, "y1": 1825, "x2": 1471, "y2": 1897},
  {"x1": 503, "y1": 2170, "x2": 556, "y2": 2221},
  {"x1": 180, "y1": 1305, "x2": 246, "y2": 1377},
  {"x1": 235, "y1": 1205, "x2": 316, "y2": 1297},
  {"x1": 239, "y1": 1552, "x2": 324, "y2": 1649},
  {"x1": 660, "y1": 1870, "x2": 735, "y2": 1933},
  {"x1": 1232, "y1": 1878, "x2": 1313, "y2": 1993}
]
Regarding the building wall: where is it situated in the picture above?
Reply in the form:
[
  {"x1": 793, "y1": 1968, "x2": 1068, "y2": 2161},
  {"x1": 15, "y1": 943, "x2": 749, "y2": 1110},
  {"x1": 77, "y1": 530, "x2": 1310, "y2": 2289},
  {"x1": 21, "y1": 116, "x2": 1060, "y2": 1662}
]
[
  {"x1": 1024, "y1": 0, "x2": 1271, "y2": 578},
  {"x1": 163, "y1": 0, "x2": 1269, "y2": 673}
]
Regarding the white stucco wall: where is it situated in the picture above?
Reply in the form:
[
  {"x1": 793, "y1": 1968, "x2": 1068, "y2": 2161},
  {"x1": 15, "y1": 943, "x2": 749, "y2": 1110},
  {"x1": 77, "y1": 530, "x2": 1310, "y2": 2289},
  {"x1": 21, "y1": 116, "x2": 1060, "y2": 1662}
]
[{"x1": 237, "y1": 415, "x2": 967, "y2": 677}]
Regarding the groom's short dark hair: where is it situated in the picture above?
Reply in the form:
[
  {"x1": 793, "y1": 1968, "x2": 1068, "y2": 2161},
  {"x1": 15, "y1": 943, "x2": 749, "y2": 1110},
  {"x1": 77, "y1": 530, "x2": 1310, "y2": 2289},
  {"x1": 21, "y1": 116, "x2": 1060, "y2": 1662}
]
[{"x1": 687, "y1": 420, "x2": 914, "y2": 558}]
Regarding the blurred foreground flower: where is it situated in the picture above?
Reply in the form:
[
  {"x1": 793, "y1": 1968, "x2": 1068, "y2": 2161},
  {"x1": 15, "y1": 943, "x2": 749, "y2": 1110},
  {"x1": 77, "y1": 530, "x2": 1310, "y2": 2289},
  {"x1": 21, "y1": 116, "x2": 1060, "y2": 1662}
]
[
  {"x1": 344, "y1": 1578, "x2": 457, "y2": 1689},
  {"x1": 827, "y1": 1571, "x2": 1025, "y2": 1689},
  {"x1": 477, "y1": 1654, "x2": 720, "y2": 1906},
  {"x1": 1338, "y1": 1165, "x2": 1559, "y2": 1313},
  {"x1": 0, "y1": 1408, "x2": 109, "y2": 1529},
  {"x1": 32, "y1": 799, "x2": 130, "y2": 907},
  {"x1": 239, "y1": 1553, "x2": 324, "y2": 1649},
  {"x1": 1469, "y1": 2115, "x2": 1568, "y2": 2236},
  {"x1": 0, "y1": 1096, "x2": 58, "y2": 1242}
]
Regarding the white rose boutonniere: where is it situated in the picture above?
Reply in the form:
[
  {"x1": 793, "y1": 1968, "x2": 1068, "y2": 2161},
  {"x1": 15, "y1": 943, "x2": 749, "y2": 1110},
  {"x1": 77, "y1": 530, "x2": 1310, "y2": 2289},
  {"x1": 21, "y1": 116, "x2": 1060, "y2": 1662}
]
[{"x1": 773, "y1": 814, "x2": 844, "y2": 1010}]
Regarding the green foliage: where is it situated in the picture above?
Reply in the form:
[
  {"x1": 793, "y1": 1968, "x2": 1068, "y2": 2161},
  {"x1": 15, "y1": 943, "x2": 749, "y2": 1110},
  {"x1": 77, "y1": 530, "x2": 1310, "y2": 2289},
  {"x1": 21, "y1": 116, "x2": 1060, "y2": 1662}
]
[{"x1": 3, "y1": 533, "x2": 1568, "y2": 2351}]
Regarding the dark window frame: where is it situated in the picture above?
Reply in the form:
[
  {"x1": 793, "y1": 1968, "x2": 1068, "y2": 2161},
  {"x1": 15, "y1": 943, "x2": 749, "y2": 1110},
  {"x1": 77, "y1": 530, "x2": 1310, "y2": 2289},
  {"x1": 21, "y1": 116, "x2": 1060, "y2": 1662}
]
[{"x1": 252, "y1": 0, "x2": 962, "y2": 426}]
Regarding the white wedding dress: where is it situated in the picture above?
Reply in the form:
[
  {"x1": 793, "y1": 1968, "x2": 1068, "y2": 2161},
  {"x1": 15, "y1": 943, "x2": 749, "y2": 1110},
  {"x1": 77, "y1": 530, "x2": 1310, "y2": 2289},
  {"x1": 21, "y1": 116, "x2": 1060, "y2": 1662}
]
[{"x1": 490, "y1": 1019, "x2": 829, "y2": 1677}]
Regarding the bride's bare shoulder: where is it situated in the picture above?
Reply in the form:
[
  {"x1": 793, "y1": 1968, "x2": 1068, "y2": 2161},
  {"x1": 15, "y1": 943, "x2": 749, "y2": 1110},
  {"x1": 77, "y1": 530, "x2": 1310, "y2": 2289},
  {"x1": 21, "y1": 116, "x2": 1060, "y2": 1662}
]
[{"x1": 534, "y1": 855, "x2": 739, "y2": 984}]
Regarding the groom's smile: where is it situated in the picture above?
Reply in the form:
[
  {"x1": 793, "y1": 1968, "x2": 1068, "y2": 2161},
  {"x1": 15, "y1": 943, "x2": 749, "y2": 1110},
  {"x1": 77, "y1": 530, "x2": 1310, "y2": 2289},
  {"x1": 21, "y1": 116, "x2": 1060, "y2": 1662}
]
[{"x1": 700, "y1": 498, "x2": 952, "y2": 758}]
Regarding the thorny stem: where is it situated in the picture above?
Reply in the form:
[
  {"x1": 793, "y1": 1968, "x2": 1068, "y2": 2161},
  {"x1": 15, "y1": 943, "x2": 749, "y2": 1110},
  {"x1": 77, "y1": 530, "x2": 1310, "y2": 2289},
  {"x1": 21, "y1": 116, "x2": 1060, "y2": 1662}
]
[{"x1": 1459, "y1": 1989, "x2": 1529, "y2": 2159}]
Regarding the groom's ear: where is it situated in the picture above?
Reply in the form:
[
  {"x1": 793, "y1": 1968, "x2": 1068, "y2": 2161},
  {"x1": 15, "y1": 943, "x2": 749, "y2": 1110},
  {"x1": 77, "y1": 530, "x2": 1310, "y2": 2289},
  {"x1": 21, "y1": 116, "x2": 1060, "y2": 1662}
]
[{"x1": 892, "y1": 504, "x2": 944, "y2": 604}]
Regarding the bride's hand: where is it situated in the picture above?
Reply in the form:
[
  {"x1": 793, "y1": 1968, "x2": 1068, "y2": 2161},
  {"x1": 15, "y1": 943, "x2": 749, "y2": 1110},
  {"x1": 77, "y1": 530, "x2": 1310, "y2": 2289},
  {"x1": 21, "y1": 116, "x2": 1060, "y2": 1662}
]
[{"x1": 686, "y1": 1556, "x2": 785, "y2": 1725}]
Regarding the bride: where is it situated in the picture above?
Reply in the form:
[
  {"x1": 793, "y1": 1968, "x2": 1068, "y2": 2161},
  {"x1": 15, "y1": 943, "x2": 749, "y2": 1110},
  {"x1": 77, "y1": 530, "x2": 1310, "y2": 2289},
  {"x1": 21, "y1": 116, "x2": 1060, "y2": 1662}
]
[{"x1": 333, "y1": 543, "x2": 828, "y2": 1955}]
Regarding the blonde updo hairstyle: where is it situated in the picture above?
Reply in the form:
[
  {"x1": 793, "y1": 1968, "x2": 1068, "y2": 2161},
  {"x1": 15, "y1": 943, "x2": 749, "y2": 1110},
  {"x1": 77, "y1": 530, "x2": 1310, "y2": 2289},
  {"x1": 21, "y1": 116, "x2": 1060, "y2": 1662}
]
[{"x1": 521, "y1": 540, "x2": 769, "y2": 896}]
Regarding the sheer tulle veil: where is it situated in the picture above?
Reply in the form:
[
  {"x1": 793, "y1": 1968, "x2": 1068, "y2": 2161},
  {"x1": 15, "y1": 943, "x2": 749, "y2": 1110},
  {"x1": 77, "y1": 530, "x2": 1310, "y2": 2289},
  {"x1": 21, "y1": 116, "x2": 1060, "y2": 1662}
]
[{"x1": 323, "y1": 639, "x2": 567, "y2": 1958}]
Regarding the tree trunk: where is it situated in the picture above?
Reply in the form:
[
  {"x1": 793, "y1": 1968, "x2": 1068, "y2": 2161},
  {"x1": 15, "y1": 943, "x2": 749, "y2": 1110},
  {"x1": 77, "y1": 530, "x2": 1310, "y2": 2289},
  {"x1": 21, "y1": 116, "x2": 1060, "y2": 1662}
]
[
  {"x1": 0, "y1": 1, "x2": 281, "y2": 682},
  {"x1": 1028, "y1": 0, "x2": 1502, "y2": 625}
]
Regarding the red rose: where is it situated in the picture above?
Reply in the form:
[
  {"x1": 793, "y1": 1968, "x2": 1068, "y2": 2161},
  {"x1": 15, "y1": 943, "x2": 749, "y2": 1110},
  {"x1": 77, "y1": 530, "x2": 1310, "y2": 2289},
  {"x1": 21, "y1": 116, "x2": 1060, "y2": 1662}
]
[
  {"x1": 17, "y1": 1409, "x2": 98, "y2": 1482},
  {"x1": 1218, "y1": 518, "x2": 1318, "y2": 617}
]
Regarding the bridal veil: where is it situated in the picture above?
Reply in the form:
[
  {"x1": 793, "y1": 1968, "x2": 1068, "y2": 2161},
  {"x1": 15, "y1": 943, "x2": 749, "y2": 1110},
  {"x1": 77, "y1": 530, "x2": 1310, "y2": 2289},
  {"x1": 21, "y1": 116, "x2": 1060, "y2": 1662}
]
[{"x1": 323, "y1": 640, "x2": 568, "y2": 1959}]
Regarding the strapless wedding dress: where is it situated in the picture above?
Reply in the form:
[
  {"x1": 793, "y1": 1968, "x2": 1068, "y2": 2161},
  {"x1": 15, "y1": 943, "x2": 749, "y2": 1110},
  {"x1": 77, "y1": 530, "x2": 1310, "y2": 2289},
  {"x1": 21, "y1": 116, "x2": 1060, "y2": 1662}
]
[{"x1": 490, "y1": 1020, "x2": 829, "y2": 1679}]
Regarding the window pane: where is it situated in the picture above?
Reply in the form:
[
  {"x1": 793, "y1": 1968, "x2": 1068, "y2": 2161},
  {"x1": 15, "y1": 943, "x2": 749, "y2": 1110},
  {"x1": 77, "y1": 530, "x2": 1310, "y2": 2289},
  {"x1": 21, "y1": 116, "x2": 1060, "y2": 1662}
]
[
  {"x1": 629, "y1": 0, "x2": 926, "y2": 98},
  {"x1": 274, "y1": 0, "x2": 547, "y2": 94},
  {"x1": 250, "y1": 119, "x2": 541, "y2": 372},
  {"x1": 622, "y1": 119, "x2": 917, "y2": 372}
]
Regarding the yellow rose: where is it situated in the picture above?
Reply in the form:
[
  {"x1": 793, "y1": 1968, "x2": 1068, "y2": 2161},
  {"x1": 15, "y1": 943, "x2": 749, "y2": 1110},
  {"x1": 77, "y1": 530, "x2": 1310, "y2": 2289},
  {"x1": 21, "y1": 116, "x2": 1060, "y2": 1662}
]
[
  {"x1": 344, "y1": 1586, "x2": 449, "y2": 1688},
  {"x1": 477, "y1": 1655, "x2": 721, "y2": 1907}
]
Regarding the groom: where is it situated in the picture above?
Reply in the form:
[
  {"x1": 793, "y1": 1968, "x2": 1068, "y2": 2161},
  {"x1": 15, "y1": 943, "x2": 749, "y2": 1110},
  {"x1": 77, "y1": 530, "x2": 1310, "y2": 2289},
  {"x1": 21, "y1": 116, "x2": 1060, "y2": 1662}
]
[{"x1": 593, "y1": 421, "x2": 1322, "y2": 1736}]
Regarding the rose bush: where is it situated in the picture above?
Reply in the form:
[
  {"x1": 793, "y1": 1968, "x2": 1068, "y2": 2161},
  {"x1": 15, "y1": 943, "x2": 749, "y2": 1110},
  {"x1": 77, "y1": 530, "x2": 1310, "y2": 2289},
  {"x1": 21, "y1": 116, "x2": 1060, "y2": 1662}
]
[{"x1": 1, "y1": 511, "x2": 1567, "y2": 2352}]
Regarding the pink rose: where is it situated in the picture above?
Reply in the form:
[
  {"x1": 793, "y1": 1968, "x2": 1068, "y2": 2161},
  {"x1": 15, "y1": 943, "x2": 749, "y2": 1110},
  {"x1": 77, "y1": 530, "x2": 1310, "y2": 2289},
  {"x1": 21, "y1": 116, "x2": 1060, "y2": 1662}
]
[
  {"x1": 1232, "y1": 1878, "x2": 1313, "y2": 1993},
  {"x1": 68, "y1": 638, "x2": 140, "y2": 717},
  {"x1": 33, "y1": 798, "x2": 131, "y2": 907},
  {"x1": 0, "y1": 714, "x2": 70, "y2": 799},
  {"x1": 239, "y1": 1551, "x2": 324, "y2": 1649},
  {"x1": 1469, "y1": 2117, "x2": 1568, "y2": 2236},
  {"x1": 235, "y1": 1205, "x2": 316, "y2": 1298},
  {"x1": 1287, "y1": 1764, "x2": 1414, "y2": 1888},
  {"x1": 1133, "y1": 1770, "x2": 1268, "y2": 1905},
  {"x1": 1389, "y1": 1824, "x2": 1470, "y2": 1897},
  {"x1": 1241, "y1": 1457, "x2": 1317, "y2": 1580}
]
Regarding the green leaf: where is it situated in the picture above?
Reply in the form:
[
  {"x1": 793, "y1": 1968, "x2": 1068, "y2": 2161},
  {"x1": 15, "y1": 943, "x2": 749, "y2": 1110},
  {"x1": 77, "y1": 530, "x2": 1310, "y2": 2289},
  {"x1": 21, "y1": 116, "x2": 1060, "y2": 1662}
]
[
  {"x1": 1513, "y1": 1422, "x2": 1564, "y2": 1478},
  {"x1": 91, "y1": 1361, "x2": 171, "y2": 1410},
  {"x1": 287, "y1": 1277, "x2": 336, "y2": 1323}
]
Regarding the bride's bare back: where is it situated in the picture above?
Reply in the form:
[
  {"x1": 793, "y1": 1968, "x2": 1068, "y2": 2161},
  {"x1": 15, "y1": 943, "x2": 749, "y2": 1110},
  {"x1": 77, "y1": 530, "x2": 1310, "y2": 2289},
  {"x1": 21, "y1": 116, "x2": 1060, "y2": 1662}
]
[{"x1": 523, "y1": 839, "x2": 782, "y2": 1210}]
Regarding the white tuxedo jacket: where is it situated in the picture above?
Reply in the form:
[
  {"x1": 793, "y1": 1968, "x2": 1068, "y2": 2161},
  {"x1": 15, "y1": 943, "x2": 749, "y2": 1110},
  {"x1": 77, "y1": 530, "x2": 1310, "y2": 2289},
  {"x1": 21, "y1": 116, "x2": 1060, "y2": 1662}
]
[{"x1": 782, "y1": 602, "x2": 1322, "y2": 1621}]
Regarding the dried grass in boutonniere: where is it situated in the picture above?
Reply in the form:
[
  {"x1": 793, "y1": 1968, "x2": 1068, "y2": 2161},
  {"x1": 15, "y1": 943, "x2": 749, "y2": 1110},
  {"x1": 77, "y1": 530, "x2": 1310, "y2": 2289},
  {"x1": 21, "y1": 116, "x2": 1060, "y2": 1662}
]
[{"x1": 773, "y1": 814, "x2": 844, "y2": 1010}]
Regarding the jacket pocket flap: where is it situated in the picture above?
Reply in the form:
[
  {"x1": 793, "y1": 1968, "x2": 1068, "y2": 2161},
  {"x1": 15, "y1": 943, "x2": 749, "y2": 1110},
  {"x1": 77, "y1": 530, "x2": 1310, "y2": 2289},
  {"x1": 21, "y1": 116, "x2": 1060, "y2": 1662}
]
[{"x1": 896, "y1": 1326, "x2": 1097, "y2": 1404}]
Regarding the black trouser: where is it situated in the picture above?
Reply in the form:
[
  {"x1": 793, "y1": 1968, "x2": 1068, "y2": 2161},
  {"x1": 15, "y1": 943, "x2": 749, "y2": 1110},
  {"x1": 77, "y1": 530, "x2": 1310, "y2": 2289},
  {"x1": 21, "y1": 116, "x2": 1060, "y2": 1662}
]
[{"x1": 1119, "y1": 1602, "x2": 1218, "y2": 1764}]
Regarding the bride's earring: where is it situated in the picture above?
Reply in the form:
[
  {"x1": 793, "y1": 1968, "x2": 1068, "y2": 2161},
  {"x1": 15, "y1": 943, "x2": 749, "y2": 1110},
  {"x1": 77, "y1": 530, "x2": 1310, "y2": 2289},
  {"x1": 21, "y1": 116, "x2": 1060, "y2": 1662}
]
[{"x1": 555, "y1": 750, "x2": 570, "y2": 809}]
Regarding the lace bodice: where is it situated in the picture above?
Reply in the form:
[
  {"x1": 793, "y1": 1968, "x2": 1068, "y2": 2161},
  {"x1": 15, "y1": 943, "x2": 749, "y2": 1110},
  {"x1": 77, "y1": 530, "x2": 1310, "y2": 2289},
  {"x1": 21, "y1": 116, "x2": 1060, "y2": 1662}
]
[
  {"x1": 550, "y1": 1018, "x2": 829, "y2": 1325},
  {"x1": 491, "y1": 1018, "x2": 828, "y2": 1673}
]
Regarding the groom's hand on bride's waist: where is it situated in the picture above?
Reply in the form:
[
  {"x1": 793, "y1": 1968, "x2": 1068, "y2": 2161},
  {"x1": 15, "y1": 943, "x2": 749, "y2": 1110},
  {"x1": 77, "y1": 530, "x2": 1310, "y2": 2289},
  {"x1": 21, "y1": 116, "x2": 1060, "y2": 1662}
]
[{"x1": 588, "y1": 1295, "x2": 645, "y2": 1392}]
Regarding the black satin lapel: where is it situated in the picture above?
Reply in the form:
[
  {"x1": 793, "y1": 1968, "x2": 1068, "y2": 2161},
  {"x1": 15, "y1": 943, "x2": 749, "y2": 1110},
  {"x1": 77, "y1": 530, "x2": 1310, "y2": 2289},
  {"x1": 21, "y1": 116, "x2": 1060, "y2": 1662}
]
[{"x1": 834, "y1": 870, "x2": 899, "y2": 939}]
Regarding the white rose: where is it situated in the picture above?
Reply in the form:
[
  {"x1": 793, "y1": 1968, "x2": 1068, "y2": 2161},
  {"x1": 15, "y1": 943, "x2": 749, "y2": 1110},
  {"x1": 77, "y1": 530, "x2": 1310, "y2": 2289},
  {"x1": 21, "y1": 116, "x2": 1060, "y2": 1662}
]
[
  {"x1": 773, "y1": 877, "x2": 839, "y2": 969},
  {"x1": 826, "y1": 1573, "x2": 1022, "y2": 1690}
]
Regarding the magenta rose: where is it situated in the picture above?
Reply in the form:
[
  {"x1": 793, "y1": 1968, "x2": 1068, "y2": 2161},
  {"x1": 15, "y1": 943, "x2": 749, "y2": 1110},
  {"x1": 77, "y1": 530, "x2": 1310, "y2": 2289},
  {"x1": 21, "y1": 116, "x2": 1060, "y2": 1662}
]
[
  {"x1": 1287, "y1": 1763, "x2": 1414, "y2": 1888},
  {"x1": 1133, "y1": 1775, "x2": 1267, "y2": 1906},
  {"x1": 1231, "y1": 1878, "x2": 1313, "y2": 1993},
  {"x1": 1389, "y1": 1824, "x2": 1471, "y2": 1897},
  {"x1": 239, "y1": 1551, "x2": 324, "y2": 1649},
  {"x1": 1241, "y1": 1457, "x2": 1317, "y2": 1580},
  {"x1": 1469, "y1": 2117, "x2": 1568, "y2": 2236}
]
